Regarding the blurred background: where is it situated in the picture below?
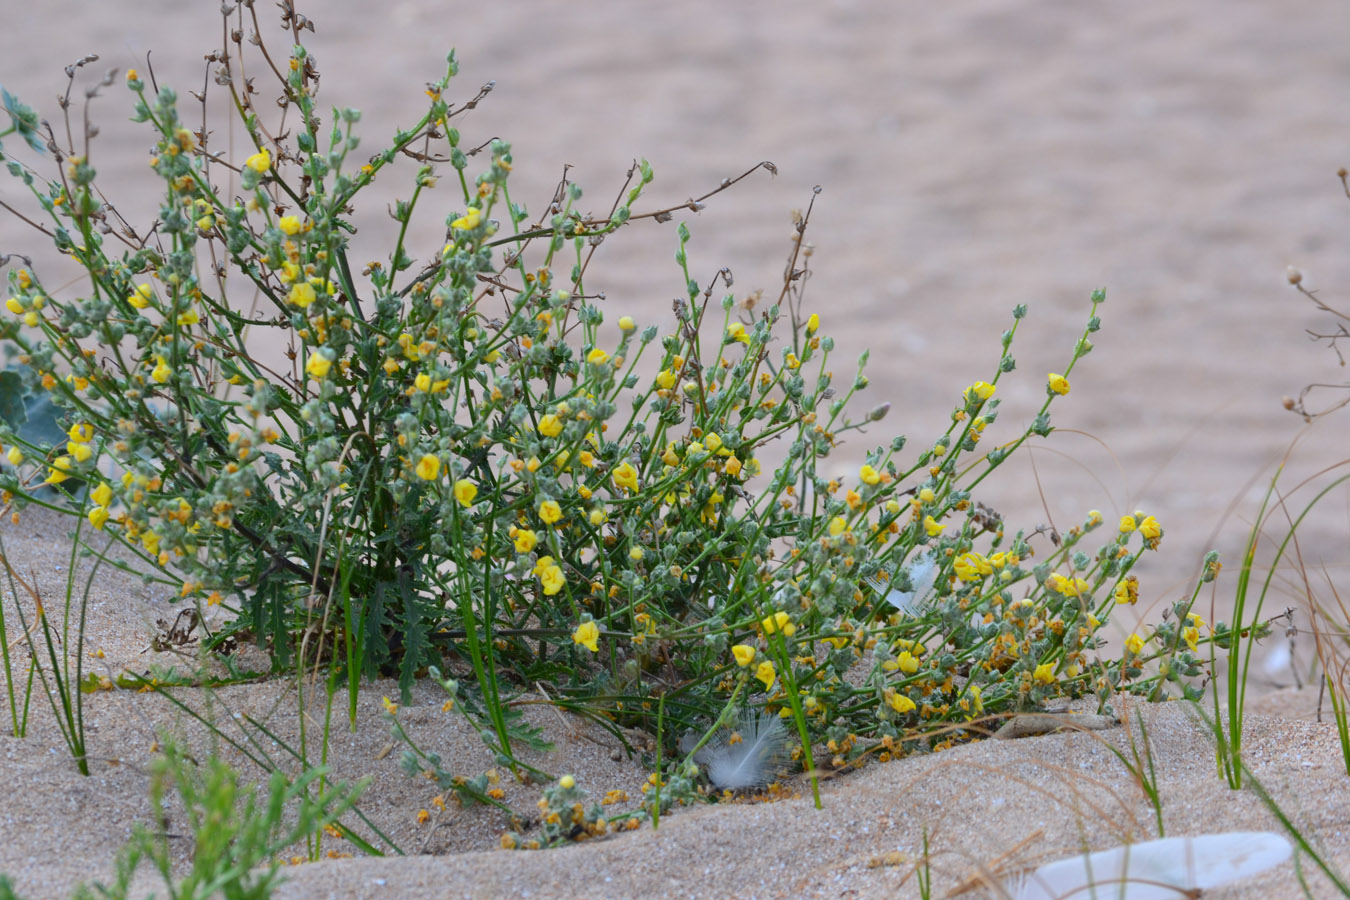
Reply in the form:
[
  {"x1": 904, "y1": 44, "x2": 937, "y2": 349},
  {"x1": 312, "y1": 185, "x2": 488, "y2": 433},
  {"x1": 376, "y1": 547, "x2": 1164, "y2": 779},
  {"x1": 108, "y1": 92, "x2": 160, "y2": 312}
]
[{"x1": 3, "y1": 0, "x2": 1349, "y2": 694}]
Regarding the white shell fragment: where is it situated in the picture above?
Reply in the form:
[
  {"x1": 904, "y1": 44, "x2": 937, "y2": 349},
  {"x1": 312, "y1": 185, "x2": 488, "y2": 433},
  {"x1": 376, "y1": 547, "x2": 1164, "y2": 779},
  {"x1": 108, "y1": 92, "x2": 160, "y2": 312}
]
[{"x1": 1008, "y1": 832, "x2": 1292, "y2": 899}]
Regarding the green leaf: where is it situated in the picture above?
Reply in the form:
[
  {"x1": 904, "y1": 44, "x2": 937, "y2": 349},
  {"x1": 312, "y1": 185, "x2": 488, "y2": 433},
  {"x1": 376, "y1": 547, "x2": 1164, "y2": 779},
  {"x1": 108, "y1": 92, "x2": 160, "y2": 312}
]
[
  {"x1": 1, "y1": 87, "x2": 44, "y2": 153},
  {"x1": 396, "y1": 575, "x2": 429, "y2": 703},
  {"x1": 20, "y1": 390, "x2": 68, "y2": 448},
  {"x1": 0, "y1": 370, "x2": 27, "y2": 429}
]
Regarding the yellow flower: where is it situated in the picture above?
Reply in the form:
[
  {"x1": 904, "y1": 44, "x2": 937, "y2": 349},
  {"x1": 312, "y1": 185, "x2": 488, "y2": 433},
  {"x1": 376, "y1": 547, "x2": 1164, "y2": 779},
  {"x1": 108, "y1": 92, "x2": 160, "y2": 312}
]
[
  {"x1": 704, "y1": 433, "x2": 724, "y2": 454},
  {"x1": 245, "y1": 149, "x2": 271, "y2": 173},
  {"x1": 90, "y1": 481, "x2": 113, "y2": 507},
  {"x1": 612, "y1": 461, "x2": 639, "y2": 493},
  {"x1": 5, "y1": 446, "x2": 21, "y2": 466},
  {"x1": 572, "y1": 620, "x2": 599, "y2": 652},
  {"x1": 953, "y1": 552, "x2": 989, "y2": 582},
  {"x1": 453, "y1": 478, "x2": 477, "y2": 507},
  {"x1": 754, "y1": 660, "x2": 776, "y2": 690},
  {"x1": 629, "y1": 546, "x2": 644, "y2": 561},
  {"x1": 1183, "y1": 625, "x2": 1200, "y2": 652},
  {"x1": 87, "y1": 506, "x2": 109, "y2": 530},
  {"x1": 1047, "y1": 573, "x2": 1090, "y2": 597},
  {"x1": 828, "y1": 516, "x2": 847, "y2": 537},
  {"x1": 1119, "y1": 515, "x2": 1136, "y2": 534},
  {"x1": 586, "y1": 348, "x2": 609, "y2": 365},
  {"x1": 923, "y1": 515, "x2": 945, "y2": 537},
  {"x1": 288, "y1": 282, "x2": 316, "y2": 308},
  {"x1": 512, "y1": 528, "x2": 538, "y2": 553},
  {"x1": 888, "y1": 691, "x2": 916, "y2": 714},
  {"x1": 538, "y1": 414, "x2": 564, "y2": 438},
  {"x1": 806, "y1": 313, "x2": 820, "y2": 335},
  {"x1": 725, "y1": 457, "x2": 743, "y2": 478},
  {"x1": 732, "y1": 645, "x2": 756, "y2": 667},
  {"x1": 68, "y1": 442, "x2": 93, "y2": 463},
  {"x1": 141, "y1": 531, "x2": 161, "y2": 556},
  {"x1": 1047, "y1": 372, "x2": 1071, "y2": 396},
  {"x1": 539, "y1": 499, "x2": 563, "y2": 524},
  {"x1": 278, "y1": 215, "x2": 304, "y2": 235},
  {"x1": 151, "y1": 356, "x2": 172, "y2": 384},
  {"x1": 67, "y1": 424, "x2": 94, "y2": 444},
  {"x1": 588, "y1": 508, "x2": 607, "y2": 526},
  {"x1": 618, "y1": 316, "x2": 635, "y2": 332},
  {"x1": 1114, "y1": 576, "x2": 1138, "y2": 605},
  {"x1": 305, "y1": 352, "x2": 332, "y2": 379},
  {"x1": 1125, "y1": 633, "x2": 1145, "y2": 656},
  {"x1": 540, "y1": 563, "x2": 565, "y2": 596},
  {"x1": 967, "y1": 381, "x2": 996, "y2": 402},
  {"x1": 1033, "y1": 662, "x2": 1056, "y2": 685},
  {"x1": 761, "y1": 611, "x2": 795, "y2": 637},
  {"x1": 450, "y1": 207, "x2": 482, "y2": 231},
  {"x1": 4, "y1": 297, "x2": 22, "y2": 315},
  {"x1": 127, "y1": 284, "x2": 154, "y2": 309},
  {"x1": 655, "y1": 369, "x2": 677, "y2": 390},
  {"x1": 1138, "y1": 515, "x2": 1162, "y2": 541},
  {"x1": 414, "y1": 454, "x2": 440, "y2": 481},
  {"x1": 559, "y1": 775, "x2": 576, "y2": 790},
  {"x1": 725, "y1": 322, "x2": 750, "y2": 344},
  {"x1": 381, "y1": 695, "x2": 398, "y2": 715},
  {"x1": 860, "y1": 465, "x2": 882, "y2": 486}
]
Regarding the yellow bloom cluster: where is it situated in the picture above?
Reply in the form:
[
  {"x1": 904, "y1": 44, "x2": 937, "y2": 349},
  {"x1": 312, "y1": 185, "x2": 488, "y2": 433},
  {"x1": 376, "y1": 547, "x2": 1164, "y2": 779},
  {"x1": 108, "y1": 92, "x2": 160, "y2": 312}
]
[
  {"x1": 1046, "y1": 573, "x2": 1091, "y2": 597},
  {"x1": 760, "y1": 611, "x2": 795, "y2": 637},
  {"x1": 510, "y1": 527, "x2": 538, "y2": 553},
  {"x1": 535, "y1": 556, "x2": 565, "y2": 596}
]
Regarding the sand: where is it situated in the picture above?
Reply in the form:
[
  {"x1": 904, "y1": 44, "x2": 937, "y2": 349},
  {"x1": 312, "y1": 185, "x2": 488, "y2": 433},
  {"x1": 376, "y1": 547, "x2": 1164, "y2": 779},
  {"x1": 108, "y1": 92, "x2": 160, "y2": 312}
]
[
  {"x1": 0, "y1": 507, "x2": 1345, "y2": 900},
  {"x1": 2, "y1": 1, "x2": 1350, "y2": 897}
]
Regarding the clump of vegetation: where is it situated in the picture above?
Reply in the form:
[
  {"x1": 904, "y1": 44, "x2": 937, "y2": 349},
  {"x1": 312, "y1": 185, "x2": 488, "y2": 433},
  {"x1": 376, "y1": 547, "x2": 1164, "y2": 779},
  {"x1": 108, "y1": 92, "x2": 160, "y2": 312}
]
[{"x1": 0, "y1": 1, "x2": 1212, "y2": 846}]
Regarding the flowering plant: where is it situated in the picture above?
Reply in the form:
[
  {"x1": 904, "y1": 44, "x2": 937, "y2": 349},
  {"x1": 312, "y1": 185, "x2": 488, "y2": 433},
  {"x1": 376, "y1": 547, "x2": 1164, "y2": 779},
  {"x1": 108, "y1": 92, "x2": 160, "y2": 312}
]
[{"x1": 0, "y1": 6, "x2": 1209, "y2": 798}]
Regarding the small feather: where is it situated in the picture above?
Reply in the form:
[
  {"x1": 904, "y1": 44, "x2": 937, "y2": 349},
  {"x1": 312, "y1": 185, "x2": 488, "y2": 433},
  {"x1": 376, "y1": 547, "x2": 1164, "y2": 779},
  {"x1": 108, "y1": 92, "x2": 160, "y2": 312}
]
[
  {"x1": 884, "y1": 551, "x2": 939, "y2": 613},
  {"x1": 1008, "y1": 832, "x2": 1292, "y2": 899},
  {"x1": 695, "y1": 712, "x2": 788, "y2": 791}
]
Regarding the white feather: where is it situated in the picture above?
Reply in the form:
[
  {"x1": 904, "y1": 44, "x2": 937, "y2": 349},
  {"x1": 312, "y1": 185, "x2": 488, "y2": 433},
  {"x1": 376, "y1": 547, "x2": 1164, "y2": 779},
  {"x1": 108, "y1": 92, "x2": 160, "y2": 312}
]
[
  {"x1": 885, "y1": 551, "x2": 939, "y2": 613},
  {"x1": 695, "y1": 712, "x2": 788, "y2": 791},
  {"x1": 1008, "y1": 832, "x2": 1292, "y2": 899}
]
